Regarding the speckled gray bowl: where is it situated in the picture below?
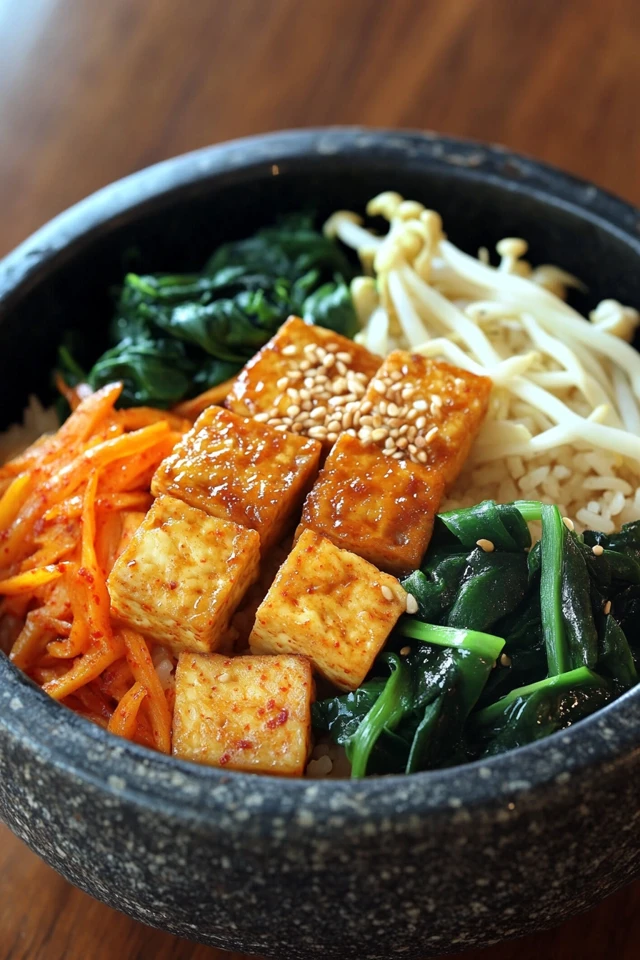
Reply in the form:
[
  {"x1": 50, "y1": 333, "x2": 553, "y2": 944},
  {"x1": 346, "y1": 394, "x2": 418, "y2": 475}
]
[{"x1": 1, "y1": 129, "x2": 640, "y2": 960}]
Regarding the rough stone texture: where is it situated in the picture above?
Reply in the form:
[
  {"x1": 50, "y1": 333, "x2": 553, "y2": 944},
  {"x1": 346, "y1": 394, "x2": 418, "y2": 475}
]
[{"x1": 1, "y1": 129, "x2": 640, "y2": 959}]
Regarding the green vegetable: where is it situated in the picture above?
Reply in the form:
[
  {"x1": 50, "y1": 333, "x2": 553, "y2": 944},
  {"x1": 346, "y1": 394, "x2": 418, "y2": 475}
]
[
  {"x1": 401, "y1": 554, "x2": 468, "y2": 622},
  {"x1": 561, "y1": 530, "x2": 599, "y2": 669},
  {"x1": 540, "y1": 503, "x2": 567, "y2": 675},
  {"x1": 437, "y1": 500, "x2": 531, "y2": 551},
  {"x1": 472, "y1": 667, "x2": 612, "y2": 757},
  {"x1": 446, "y1": 548, "x2": 530, "y2": 632},
  {"x1": 398, "y1": 620, "x2": 505, "y2": 660},
  {"x1": 58, "y1": 213, "x2": 357, "y2": 409},
  {"x1": 597, "y1": 615, "x2": 637, "y2": 693},
  {"x1": 346, "y1": 654, "x2": 413, "y2": 778}
]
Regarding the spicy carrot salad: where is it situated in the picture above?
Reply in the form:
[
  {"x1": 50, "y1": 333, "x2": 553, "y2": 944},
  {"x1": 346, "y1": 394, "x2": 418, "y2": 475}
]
[{"x1": 2, "y1": 196, "x2": 640, "y2": 779}]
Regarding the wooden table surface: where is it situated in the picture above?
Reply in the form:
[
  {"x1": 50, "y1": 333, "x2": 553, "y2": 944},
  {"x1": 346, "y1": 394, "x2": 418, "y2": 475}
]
[{"x1": 1, "y1": 1, "x2": 640, "y2": 957}]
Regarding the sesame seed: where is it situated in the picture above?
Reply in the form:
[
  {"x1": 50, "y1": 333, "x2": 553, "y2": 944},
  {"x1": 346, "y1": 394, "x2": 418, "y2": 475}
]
[
  {"x1": 562, "y1": 517, "x2": 575, "y2": 531},
  {"x1": 304, "y1": 343, "x2": 317, "y2": 357},
  {"x1": 282, "y1": 344, "x2": 297, "y2": 356},
  {"x1": 218, "y1": 673, "x2": 230, "y2": 682},
  {"x1": 417, "y1": 451, "x2": 428, "y2": 463},
  {"x1": 372, "y1": 379, "x2": 387, "y2": 394},
  {"x1": 499, "y1": 654, "x2": 511, "y2": 667},
  {"x1": 360, "y1": 400, "x2": 373, "y2": 414},
  {"x1": 415, "y1": 415, "x2": 427, "y2": 430},
  {"x1": 399, "y1": 424, "x2": 409, "y2": 436},
  {"x1": 384, "y1": 437, "x2": 395, "y2": 450},
  {"x1": 381, "y1": 585, "x2": 394, "y2": 601},
  {"x1": 310, "y1": 406, "x2": 327, "y2": 420},
  {"x1": 315, "y1": 347, "x2": 327, "y2": 361},
  {"x1": 253, "y1": 412, "x2": 270, "y2": 422},
  {"x1": 378, "y1": 400, "x2": 388, "y2": 415},
  {"x1": 326, "y1": 419, "x2": 341, "y2": 433},
  {"x1": 286, "y1": 387, "x2": 299, "y2": 399},
  {"x1": 390, "y1": 371, "x2": 403, "y2": 382},
  {"x1": 408, "y1": 443, "x2": 417, "y2": 455},
  {"x1": 392, "y1": 450, "x2": 404, "y2": 459},
  {"x1": 389, "y1": 427, "x2": 400, "y2": 438},
  {"x1": 400, "y1": 645, "x2": 411, "y2": 656},
  {"x1": 592, "y1": 544, "x2": 604, "y2": 556},
  {"x1": 604, "y1": 600, "x2": 612, "y2": 615},
  {"x1": 308, "y1": 425, "x2": 328, "y2": 439},
  {"x1": 287, "y1": 404, "x2": 300, "y2": 418},
  {"x1": 298, "y1": 359, "x2": 311, "y2": 371},
  {"x1": 336, "y1": 351, "x2": 352, "y2": 363},
  {"x1": 387, "y1": 402, "x2": 399, "y2": 417},
  {"x1": 335, "y1": 361, "x2": 348, "y2": 376},
  {"x1": 358, "y1": 427, "x2": 372, "y2": 440},
  {"x1": 371, "y1": 427, "x2": 388, "y2": 442},
  {"x1": 396, "y1": 437, "x2": 408, "y2": 449},
  {"x1": 360, "y1": 415, "x2": 374, "y2": 427},
  {"x1": 322, "y1": 354, "x2": 335, "y2": 369},
  {"x1": 424, "y1": 426, "x2": 439, "y2": 442},
  {"x1": 277, "y1": 376, "x2": 289, "y2": 390},
  {"x1": 476, "y1": 538, "x2": 495, "y2": 552},
  {"x1": 406, "y1": 408, "x2": 418, "y2": 421},
  {"x1": 405, "y1": 594, "x2": 419, "y2": 614},
  {"x1": 413, "y1": 399, "x2": 427, "y2": 411},
  {"x1": 326, "y1": 342, "x2": 339, "y2": 352},
  {"x1": 327, "y1": 432, "x2": 338, "y2": 443},
  {"x1": 430, "y1": 394, "x2": 443, "y2": 407},
  {"x1": 332, "y1": 377, "x2": 347, "y2": 394}
]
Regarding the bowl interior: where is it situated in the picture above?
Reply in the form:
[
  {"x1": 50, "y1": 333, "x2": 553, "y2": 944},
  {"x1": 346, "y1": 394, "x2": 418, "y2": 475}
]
[{"x1": 1, "y1": 133, "x2": 639, "y2": 428}]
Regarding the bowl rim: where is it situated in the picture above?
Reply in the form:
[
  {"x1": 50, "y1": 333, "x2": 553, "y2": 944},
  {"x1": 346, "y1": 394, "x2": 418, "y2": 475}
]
[{"x1": 2, "y1": 126, "x2": 640, "y2": 827}]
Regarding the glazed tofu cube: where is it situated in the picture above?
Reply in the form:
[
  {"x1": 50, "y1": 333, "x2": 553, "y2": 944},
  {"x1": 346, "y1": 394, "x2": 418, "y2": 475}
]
[
  {"x1": 297, "y1": 433, "x2": 445, "y2": 577},
  {"x1": 172, "y1": 652, "x2": 313, "y2": 776},
  {"x1": 225, "y1": 316, "x2": 381, "y2": 451},
  {"x1": 249, "y1": 529, "x2": 407, "y2": 691},
  {"x1": 108, "y1": 495, "x2": 260, "y2": 654},
  {"x1": 360, "y1": 351, "x2": 491, "y2": 487},
  {"x1": 151, "y1": 406, "x2": 321, "y2": 551}
]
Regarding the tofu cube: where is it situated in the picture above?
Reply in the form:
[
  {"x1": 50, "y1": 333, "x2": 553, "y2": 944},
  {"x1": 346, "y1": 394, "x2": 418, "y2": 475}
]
[
  {"x1": 172, "y1": 652, "x2": 313, "y2": 776},
  {"x1": 108, "y1": 495, "x2": 260, "y2": 654},
  {"x1": 361, "y1": 351, "x2": 492, "y2": 486},
  {"x1": 151, "y1": 406, "x2": 321, "y2": 551},
  {"x1": 225, "y1": 316, "x2": 381, "y2": 451},
  {"x1": 297, "y1": 433, "x2": 445, "y2": 577},
  {"x1": 249, "y1": 529, "x2": 407, "y2": 691}
]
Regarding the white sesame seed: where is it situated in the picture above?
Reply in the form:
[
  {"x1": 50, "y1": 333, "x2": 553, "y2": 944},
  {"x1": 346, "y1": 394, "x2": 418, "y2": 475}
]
[
  {"x1": 384, "y1": 437, "x2": 395, "y2": 449},
  {"x1": 400, "y1": 645, "x2": 411, "y2": 656},
  {"x1": 430, "y1": 394, "x2": 443, "y2": 407},
  {"x1": 417, "y1": 451, "x2": 428, "y2": 463},
  {"x1": 336, "y1": 351, "x2": 352, "y2": 363},
  {"x1": 396, "y1": 437, "x2": 408, "y2": 449},
  {"x1": 360, "y1": 400, "x2": 373, "y2": 414},
  {"x1": 604, "y1": 600, "x2": 612, "y2": 615},
  {"x1": 406, "y1": 594, "x2": 419, "y2": 615},
  {"x1": 413, "y1": 399, "x2": 428, "y2": 411},
  {"x1": 277, "y1": 376, "x2": 289, "y2": 389},
  {"x1": 476, "y1": 539, "x2": 495, "y2": 552},
  {"x1": 287, "y1": 404, "x2": 301, "y2": 418},
  {"x1": 389, "y1": 420, "x2": 401, "y2": 430},
  {"x1": 304, "y1": 343, "x2": 317, "y2": 357},
  {"x1": 415, "y1": 415, "x2": 427, "y2": 430},
  {"x1": 358, "y1": 427, "x2": 372, "y2": 440},
  {"x1": 391, "y1": 450, "x2": 404, "y2": 459},
  {"x1": 326, "y1": 342, "x2": 339, "y2": 352},
  {"x1": 310, "y1": 407, "x2": 327, "y2": 420},
  {"x1": 562, "y1": 517, "x2": 575, "y2": 531},
  {"x1": 342, "y1": 410, "x2": 354, "y2": 430},
  {"x1": 282, "y1": 344, "x2": 297, "y2": 356},
  {"x1": 371, "y1": 427, "x2": 388, "y2": 442},
  {"x1": 218, "y1": 672, "x2": 230, "y2": 682},
  {"x1": 308, "y1": 426, "x2": 328, "y2": 439},
  {"x1": 298, "y1": 359, "x2": 311, "y2": 371},
  {"x1": 499, "y1": 654, "x2": 511, "y2": 667},
  {"x1": 322, "y1": 354, "x2": 335, "y2": 369},
  {"x1": 407, "y1": 408, "x2": 418, "y2": 421},
  {"x1": 424, "y1": 426, "x2": 439, "y2": 442},
  {"x1": 408, "y1": 443, "x2": 417, "y2": 455},
  {"x1": 273, "y1": 424, "x2": 288, "y2": 432},
  {"x1": 254, "y1": 412, "x2": 270, "y2": 422},
  {"x1": 592, "y1": 544, "x2": 604, "y2": 556},
  {"x1": 360, "y1": 415, "x2": 374, "y2": 427},
  {"x1": 381, "y1": 585, "x2": 394, "y2": 601},
  {"x1": 315, "y1": 347, "x2": 327, "y2": 361},
  {"x1": 372, "y1": 379, "x2": 387, "y2": 394}
]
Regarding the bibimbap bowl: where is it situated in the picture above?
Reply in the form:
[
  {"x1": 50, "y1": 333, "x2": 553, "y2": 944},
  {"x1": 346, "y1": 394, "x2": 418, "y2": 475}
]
[{"x1": 1, "y1": 129, "x2": 640, "y2": 959}]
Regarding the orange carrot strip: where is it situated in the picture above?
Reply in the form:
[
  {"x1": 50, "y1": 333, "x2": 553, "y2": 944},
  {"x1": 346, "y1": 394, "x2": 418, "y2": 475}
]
[
  {"x1": 121, "y1": 629, "x2": 172, "y2": 754},
  {"x1": 79, "y1": 470, "x2": 113, "y2": 644},
  {"x1": 107, "y1": 681, "x2": 148, "y2": 740},
  {"x1": 10, "y1": 610, "x2": 69, "y2": 670},
  {"x1": 99, "y1": 433, "x2": 180, "y2": 493},
  {"x1": 0, "y1": 422, "x2": 170, "y2": 569},
  {"x1": 0, "y1": 564, "x2": 63, "y2": 595},
  {"x1": 97, "y1": 657, "x2": 135, "y2": 702},
  {"x1": 95, "y1": 511, "x2": 123, "y2": 578},
  {"x1": 0, "y1": 474, "x2": 31, "y2": 529},
  {"x1": 0, "y1": 382, "x2": 122, "y2": 478},
  {"x1": 116, "y1": 407, "x2": 192, "y2": 433},
  {"x1": 44, "y1": 491, "x2": 153, "y2": 524},
  {"x1": 43, "y1": 632, "x2": 126, "y2": 700},
  {"x1": 173, "y1": 378, "x2": 237, "y2": 419}
]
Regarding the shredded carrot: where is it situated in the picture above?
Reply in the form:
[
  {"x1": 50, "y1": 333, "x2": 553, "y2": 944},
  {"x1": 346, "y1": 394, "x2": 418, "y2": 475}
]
[
  {"x1": 120, "y1": 628, "x2": 172, "y2": 754},
  {"x1": 95, "y1": 511, "x2": 123, "y2": 578},
  {"x1": 173, "y1": 377, "x2": 237, "y2": 419},
  {"x1": 47, "y1": 568, "x2": 89, "y2": 659},
  {"x1": 0, "y1": 564, "x2": 64, "y2": 595},
  {"x1": 10, "y1": 609, "x2": 70, "y2": 670},
  {"x1": 107, "y1": 680, "x2": 148, "y2": 740},
  {"x1": 43, "y1": 632, "x2": 126, "y2": 701},
  {"x1": 0, "y1": 473, "x2": 31, "y2": 528},
  {"x1": 116, "y1": 406, "x2": 192, "y2": 433}
]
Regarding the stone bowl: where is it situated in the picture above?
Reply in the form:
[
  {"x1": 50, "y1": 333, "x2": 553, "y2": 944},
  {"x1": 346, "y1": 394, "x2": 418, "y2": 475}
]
[{"x1": 1, "y1": 129, "x2": 639, "y2": 960}]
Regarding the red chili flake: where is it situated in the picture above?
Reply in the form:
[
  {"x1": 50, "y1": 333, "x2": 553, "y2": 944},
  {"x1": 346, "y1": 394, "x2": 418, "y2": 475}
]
[
  {"x1": 78, "y1": 567, "x2": 94, "y2": 583},
  {"x1": 219, "y1": 753, "x2": 231, "y2": 766},
  {"x1": 266, "y1": 709, "x2": 289, "y2": 730},
  {"x1": 266, "y1": 698, "x2": 276, "y2": 710},
  {"x1": 168, "y1": 581, "x2": 178, "y2": 591},
  {"x1": 236, "y1": 739, "x2": 253, "y2": 750}
]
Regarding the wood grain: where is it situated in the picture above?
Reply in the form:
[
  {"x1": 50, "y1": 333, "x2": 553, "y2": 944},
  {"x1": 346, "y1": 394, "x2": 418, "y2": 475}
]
[{"x1": 1, "y1": 1, "x2": 640, "y2": 958}]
